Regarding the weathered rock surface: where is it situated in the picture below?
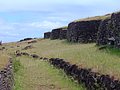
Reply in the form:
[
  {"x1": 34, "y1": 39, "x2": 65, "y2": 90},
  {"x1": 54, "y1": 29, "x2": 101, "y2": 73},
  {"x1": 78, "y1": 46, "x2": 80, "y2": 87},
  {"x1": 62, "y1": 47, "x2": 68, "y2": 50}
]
[
  {"x1": 97, "y1": 12, "x2": 120, "y2": 48},
  {"x1": 0, "y1": 59, "x2": 14, "y2": 90},
  {"x1": 97, "y1": 17, "x2": 111, "y2": 45},
  {"x1": 44, "y1": 32, "x2": 51, "y2": 39},
  {"x1": 59, "y1": 29, "x2": 67, "y2": 40},
  {"x1": 50, "y1": 28, "x2": 61, "y2": 40},
  {"x1": 67, "y1": 16, "x2": 108, "y2": 43},
  {"x1": 50, "y1": 27, "x2": 67, "y2": 40}
]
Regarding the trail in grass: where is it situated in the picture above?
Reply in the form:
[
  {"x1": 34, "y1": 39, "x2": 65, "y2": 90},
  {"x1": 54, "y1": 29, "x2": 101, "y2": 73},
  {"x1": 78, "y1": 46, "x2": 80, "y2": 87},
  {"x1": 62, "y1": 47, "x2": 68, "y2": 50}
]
[{"x1": 14, "y1": 56, "x2": 85, "y2": 90}]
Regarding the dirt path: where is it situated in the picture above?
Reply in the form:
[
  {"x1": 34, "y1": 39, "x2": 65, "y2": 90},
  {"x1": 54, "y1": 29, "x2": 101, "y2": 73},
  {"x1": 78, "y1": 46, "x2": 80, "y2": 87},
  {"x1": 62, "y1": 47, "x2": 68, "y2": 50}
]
[{"x1": 14, "y1": 56, "x2": 85, "y2": 90}]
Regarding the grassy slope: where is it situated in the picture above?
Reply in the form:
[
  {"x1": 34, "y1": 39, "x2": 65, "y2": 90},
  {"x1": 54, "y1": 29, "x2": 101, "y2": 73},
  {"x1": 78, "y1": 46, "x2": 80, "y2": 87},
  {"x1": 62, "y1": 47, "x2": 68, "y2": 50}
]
[
  {"x1": 2, "y1": 39, "x2": 120, "y2": 89},
  {"x1": 3, "y1": 39, "x2": 120, "y2": 78},
  {"x1": 21, "y1": 39, "x2": 120, "y2": 79},
  {"x1": 14, "y1": 56, "x2": 84, "y2": 90}
]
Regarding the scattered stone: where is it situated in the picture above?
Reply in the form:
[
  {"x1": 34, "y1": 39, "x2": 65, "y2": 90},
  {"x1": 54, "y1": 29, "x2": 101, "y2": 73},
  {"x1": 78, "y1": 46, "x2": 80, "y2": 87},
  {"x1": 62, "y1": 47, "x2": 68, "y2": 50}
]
[
  {"x1": 22, "y1": 45, "x2": 33, "y2": 50},
  {"x1": 19, "y1": 38, "x2": 33, "y2": 42},
  {"x1": 28, "y1": 40, "x2": 37, "y2": 44},
  {"x1": 21, "y1": 52, "x2": 29, "y2": 56},
  {"x1": 43, "y1": 57, "x2": 48, "y2": 60},
  {"x1": 31, "y1": 54, "x2": 39, "y2": 59}
]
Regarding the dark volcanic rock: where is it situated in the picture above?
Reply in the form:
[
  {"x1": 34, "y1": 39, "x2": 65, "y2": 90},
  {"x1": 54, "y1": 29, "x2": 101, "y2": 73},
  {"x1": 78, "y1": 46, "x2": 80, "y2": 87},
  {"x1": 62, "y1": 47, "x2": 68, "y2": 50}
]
[
  {"x1": 49, "y1": 58, "x2": 120, "y2": 90},
  {"x1": 97, "y1": 12, "x2": 120, "y2": 48},
  {"x1": 22, "y1": 45, "x2": 33, "y2": 50},
  {"x1": 59, "y1": 29, "x2": 67, "y2": 40},
  {"x1": 67, "y1": 16, "x2": 105, "y2": 43},
  {"x1": 0, "y1": 59, "x2": 14, "y2": 90},
  {"x1": 50, "y1": 27, "x2": 68, "y2": 40},
  {"x1": 50, "y1": 28, "x2": 61, "y2": 40},
  {"x1": 44, "y1": 32, "x2": 51, "y2": 39},
  {"x1": 19, "y1": 38, "x2": 33, "y2": 42},
  {"x1": 97, "y1": 17, "x2": 111, "y2": 45},
  {"x1": 108, "y1": 12, "x2": 120, "y2": 48}
]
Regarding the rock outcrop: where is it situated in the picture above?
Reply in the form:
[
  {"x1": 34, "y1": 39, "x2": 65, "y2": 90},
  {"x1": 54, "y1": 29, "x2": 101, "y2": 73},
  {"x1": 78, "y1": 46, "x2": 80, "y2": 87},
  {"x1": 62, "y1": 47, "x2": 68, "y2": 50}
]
[
  {"x1": 67, "y1": 16, "x2": 108, "y2": 43},
  {"x1": 44, "y1": 32, "x2": 51, "y2": 39},
  {"x1": 97, "y1": 12, "x2": 120, "y2": 48}
]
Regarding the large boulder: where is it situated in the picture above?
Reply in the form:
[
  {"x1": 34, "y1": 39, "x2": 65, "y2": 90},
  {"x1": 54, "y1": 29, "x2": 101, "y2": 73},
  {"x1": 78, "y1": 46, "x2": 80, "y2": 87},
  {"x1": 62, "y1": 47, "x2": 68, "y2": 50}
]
[
  {"x1": 44, "y1": 32, "x2": 51, "y2": 39},
  {"x1": 67, "y1": 16, "x2": 104, "y2": 43}
]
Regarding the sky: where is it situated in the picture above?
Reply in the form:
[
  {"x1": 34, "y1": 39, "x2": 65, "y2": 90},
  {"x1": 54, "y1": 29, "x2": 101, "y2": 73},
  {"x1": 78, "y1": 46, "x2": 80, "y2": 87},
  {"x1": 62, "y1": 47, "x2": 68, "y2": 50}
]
[{"x1": 0, "y1": 0, "x2": 120, "y2": 42}]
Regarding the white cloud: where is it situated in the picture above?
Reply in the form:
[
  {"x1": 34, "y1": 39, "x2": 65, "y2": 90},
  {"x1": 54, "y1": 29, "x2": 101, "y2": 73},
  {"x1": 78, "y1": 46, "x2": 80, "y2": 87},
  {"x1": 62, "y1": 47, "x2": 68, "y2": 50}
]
[
  {"x1": 28, "y1": 21, "x2": 64, "y2": 29},
  {"x1": 0, "y1": 20, "x2": 64, "y2": 39}
]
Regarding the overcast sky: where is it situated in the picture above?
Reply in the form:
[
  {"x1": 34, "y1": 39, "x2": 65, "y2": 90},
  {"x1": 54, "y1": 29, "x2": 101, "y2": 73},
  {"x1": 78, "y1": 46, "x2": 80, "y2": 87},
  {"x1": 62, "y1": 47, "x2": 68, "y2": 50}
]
[{"x1": 0, "y1": 0, "x2": 120, "y2": 42}]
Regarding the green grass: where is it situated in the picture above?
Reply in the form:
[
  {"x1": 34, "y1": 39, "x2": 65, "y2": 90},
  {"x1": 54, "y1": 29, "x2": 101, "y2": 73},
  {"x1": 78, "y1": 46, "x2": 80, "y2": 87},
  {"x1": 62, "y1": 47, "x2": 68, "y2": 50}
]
[
  {"x1": 2, "y1": 39, "x2": 120, "y2": 89},
  {"x1": 13, "y1": 56, "x2": 85, "y2": 90},
  {"x1": 3, "y1": 39, "x2": 120, "y2": 78},
  {"x1": 20, "y1": 39, "x2": 120, "y2": 78},
  {"x1": 13, "y1": 58, "x2": 24, "y2": 90}
]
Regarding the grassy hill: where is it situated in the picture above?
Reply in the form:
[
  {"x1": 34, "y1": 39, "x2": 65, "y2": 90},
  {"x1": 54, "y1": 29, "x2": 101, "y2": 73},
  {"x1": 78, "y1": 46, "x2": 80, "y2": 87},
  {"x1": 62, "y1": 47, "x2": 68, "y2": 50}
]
[{"x1": 1, "y1": 38, "x2": 120, "y2": 89}]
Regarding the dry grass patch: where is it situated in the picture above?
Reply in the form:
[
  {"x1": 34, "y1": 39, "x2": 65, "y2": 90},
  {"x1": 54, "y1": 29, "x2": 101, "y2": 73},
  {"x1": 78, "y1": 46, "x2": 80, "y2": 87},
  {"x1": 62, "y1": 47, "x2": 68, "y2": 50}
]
[{"x1": 0, "y1": 52, "x2": 9, "y2": 69}]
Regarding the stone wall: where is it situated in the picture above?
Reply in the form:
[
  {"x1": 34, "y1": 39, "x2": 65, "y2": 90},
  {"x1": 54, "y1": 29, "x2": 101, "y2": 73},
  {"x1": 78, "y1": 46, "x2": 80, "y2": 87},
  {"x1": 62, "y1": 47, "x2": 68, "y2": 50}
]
[
  {"x1": 97, "y1": 12, "x2": 120, "y2": 48},
  {"x1": 49, "y1": 58, "x2": 120, "y2": 90},
  {"x1": 50, "y1": 28, "x2": 61, "y2": 40},
  {"x1": 44, "y1": 32, "x2": 51, "y2": 39},
  {"x1": 50, "y1": 27, "x2": 68, "y2": 40},
  {"x1": 97, "y1": 17, "x2": 111, "y2": 45},
  {"x1": 16, "y1": 51, "x2": 120, "y2": 90},
  {"x1": 0, "y1": 58, "x2": 14, "y2": 90},
  {"x1": 59, "y1": 29, "x2": 67, "y2": 40},
  {"x1": 67, "y1": 18, "x2": 102, "y2": 43}
]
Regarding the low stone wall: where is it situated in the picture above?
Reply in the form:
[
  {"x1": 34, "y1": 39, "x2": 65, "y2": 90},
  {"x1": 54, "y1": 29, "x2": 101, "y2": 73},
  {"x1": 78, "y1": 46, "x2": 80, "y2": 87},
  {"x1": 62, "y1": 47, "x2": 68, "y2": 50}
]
[
  {"x1": 44, "y1": 32, "x2": 51, "y2": 39},
  {"x1": 67, "y1": 19, "x2": 102, "y2": 43},
  {"x1": 49, "y1": 58, "x2": 120, "y2": 90},
  {"x1": 59, "y1": 29, "x2": 67, "y2": 40},
  {"x1": 16, "y1": 51, "x2": 120, "y2": 90},
  {"x1": 0, "y1": 59, "x2": 14, "y2": 90}
]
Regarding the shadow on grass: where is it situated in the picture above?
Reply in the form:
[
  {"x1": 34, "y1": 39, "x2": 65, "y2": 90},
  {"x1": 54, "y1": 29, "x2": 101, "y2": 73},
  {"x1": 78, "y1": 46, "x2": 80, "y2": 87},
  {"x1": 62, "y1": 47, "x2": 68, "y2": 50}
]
[{"x1": 96, "y1": 45, "x2": 120, "y2": 57}]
